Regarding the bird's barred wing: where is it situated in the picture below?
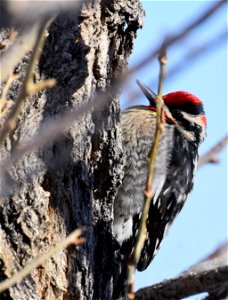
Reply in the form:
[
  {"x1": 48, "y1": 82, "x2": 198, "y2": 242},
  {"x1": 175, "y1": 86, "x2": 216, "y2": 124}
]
[
  {"x1": 136, "y1": 191, "x2": 185, "y2": 271},
  {"x1": 137, "y1": 135, "x2": 198, "y2": 271}
]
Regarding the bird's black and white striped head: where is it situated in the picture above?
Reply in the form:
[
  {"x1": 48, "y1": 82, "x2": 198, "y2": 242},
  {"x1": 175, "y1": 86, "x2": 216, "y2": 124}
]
[{"x1": 137, "y1": 80, "x2": 207, "y2": 144}]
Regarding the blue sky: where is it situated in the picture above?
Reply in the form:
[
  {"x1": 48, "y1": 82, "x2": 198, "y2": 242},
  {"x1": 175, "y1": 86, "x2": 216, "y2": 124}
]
[{"x1": 120, "y1": 1, "x2": 227, "y2": 291}]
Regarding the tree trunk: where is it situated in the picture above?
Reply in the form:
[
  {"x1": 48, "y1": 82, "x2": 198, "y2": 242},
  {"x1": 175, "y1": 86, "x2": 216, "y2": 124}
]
[{"x1": 0, "y1": 1, "x2": 144, "y2": 299}]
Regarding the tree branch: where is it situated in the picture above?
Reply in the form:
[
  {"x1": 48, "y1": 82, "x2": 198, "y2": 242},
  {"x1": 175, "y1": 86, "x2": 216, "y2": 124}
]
[
  {"x1": 198, "y1": 135, "x2": 228, "y2": 168},
  {"x1": 135, "y1": 266, "x2": 228, "y2": 300},
  {"x1": 183, "y1": 242, "x2": 228, "y2": 274},
  {"x1": 136, "y1": 243, "x2": 228, "y2": 300},
  {"x1": 128, "y1": 0, "x2": 226, "y2": 76},
  {"x1": 125, "y1": 29, "x2": 226, "y2": 106}
]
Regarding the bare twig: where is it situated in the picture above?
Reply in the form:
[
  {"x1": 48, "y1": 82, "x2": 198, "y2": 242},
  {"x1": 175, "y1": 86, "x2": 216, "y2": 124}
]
[
  {"x1": 0, "y1": 0, "x2": 89, "y2": 83},
  {"x1": 135, "y1": 265, "x2": 228, "y2": 300},
  {"x1": 125, "y1": 29, "x2": 226, "y2": 105},
  {"x1": 0, "y1": 28, "x2": 16, "y2": 51},
  {"x1": 0, "y1": 73, "x2": 18, "y2": 117},
  {"x1": 135, "y1": 243, "x2": 228, "y2": 299},
  {"x1": 0, "y1": 91, "x2": 107, "y2": 171},
  {"x1": 128, "y1": 0, "x2": 226, "y2": 77},
  {"x1": 198, "y1": 135, "x2": 228, "y2": 168},
  {"x1": 1, "y1": 0, "x2": 88, "y2": 28},
  {"x1": 0, "y1": 228, "x2": 85, "y2": 293},
  {"x1": 0, "y1": 18, "x2": 56, "y2": 148},
  {"x1": 0, "y1": 24, "x2": 40, "y2": 84},
  {"x1": 183, "y1": 242, "x2": 228, "y2": 274},
  {"x1": 126, "y1": 46, "x2": 167, "y2": 300}
]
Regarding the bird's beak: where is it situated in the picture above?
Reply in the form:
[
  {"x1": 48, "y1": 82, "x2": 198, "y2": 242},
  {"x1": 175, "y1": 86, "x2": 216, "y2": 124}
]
[
  {"x1": 136, "y1": 80, "x2": 176, "y2": 124},
  {"x1": 136, "y1": 80, "x2": 157, "y2": 107}
]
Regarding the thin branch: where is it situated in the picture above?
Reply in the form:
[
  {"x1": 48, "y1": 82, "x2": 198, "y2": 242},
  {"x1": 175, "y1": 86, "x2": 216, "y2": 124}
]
[
  {"x1": 0, "y1": 72, "x2": 18, "y2": 117},
  {"x1": 125, "y1": 29, "x2": 226, "y2": 106},
  {"x1": 0, "y1": 0, "x2": 89, "y2": 83},
  {"x1": 182, "y1": 242, "x2": 228, "y2": 274},
  {"x1": 1, "y1": 0, "x2": 88, "y2": 28},
  {"x1": 136, "y1": 243, "x2": 228, "y2": 299},
  {"x1": 135, "y1": 265, "x2": 228, "y2": 300},
  {"x1": 126, "y1": 46, "x2": 167, "y2": 300},
  {"x1": 0, "y1": 18, "x2": 55, "y2": 148},
  {"x1": 0, "y1": 24, "x2": 40, "y2": 84},
  {"x1": 0, "y1": 90, "x2": 107, "y2": 171},
  {"x1": 198, "y1": 135, "x2": 228, "y2": 168},
  {"x1": 127, "y1": 0, "x2": 226, "y2": 77},
  {"x1": 0, "y1": 228, "x2": 85, "y2": 294},
  {"x1": 0, "y1": 28, "x2": 16, "y2": 51}
]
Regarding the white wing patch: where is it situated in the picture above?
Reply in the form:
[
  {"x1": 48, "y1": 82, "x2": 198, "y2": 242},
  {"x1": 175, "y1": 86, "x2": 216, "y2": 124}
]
[{"x1": 113, "y1": 217, "x2": 133, "y2": 245}]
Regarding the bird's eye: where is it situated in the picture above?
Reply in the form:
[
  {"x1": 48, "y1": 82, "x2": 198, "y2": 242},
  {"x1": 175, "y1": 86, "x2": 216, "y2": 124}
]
[
  {"x1": 172, "y1": 109, "x2": 182, "y2": 118},
  {"x1": 189, "y1": 123, "x2": 196, "y2": 131}
]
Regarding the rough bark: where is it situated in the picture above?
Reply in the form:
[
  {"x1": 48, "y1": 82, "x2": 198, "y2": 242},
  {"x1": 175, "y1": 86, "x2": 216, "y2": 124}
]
[{"x1": 0, "y1": 1, "x2": 144, "y2": 299}]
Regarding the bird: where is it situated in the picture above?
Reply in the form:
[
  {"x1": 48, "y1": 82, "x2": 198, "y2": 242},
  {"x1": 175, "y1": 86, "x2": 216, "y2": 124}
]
[{"x1": 112, "y1": 80, "x2": 206, "y2": 298}]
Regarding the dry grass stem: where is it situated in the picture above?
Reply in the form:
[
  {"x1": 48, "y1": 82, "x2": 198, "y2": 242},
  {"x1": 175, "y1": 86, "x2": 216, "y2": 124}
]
[{"x1": 0, "y1": 228, "x2": 85, "y2": 293}]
